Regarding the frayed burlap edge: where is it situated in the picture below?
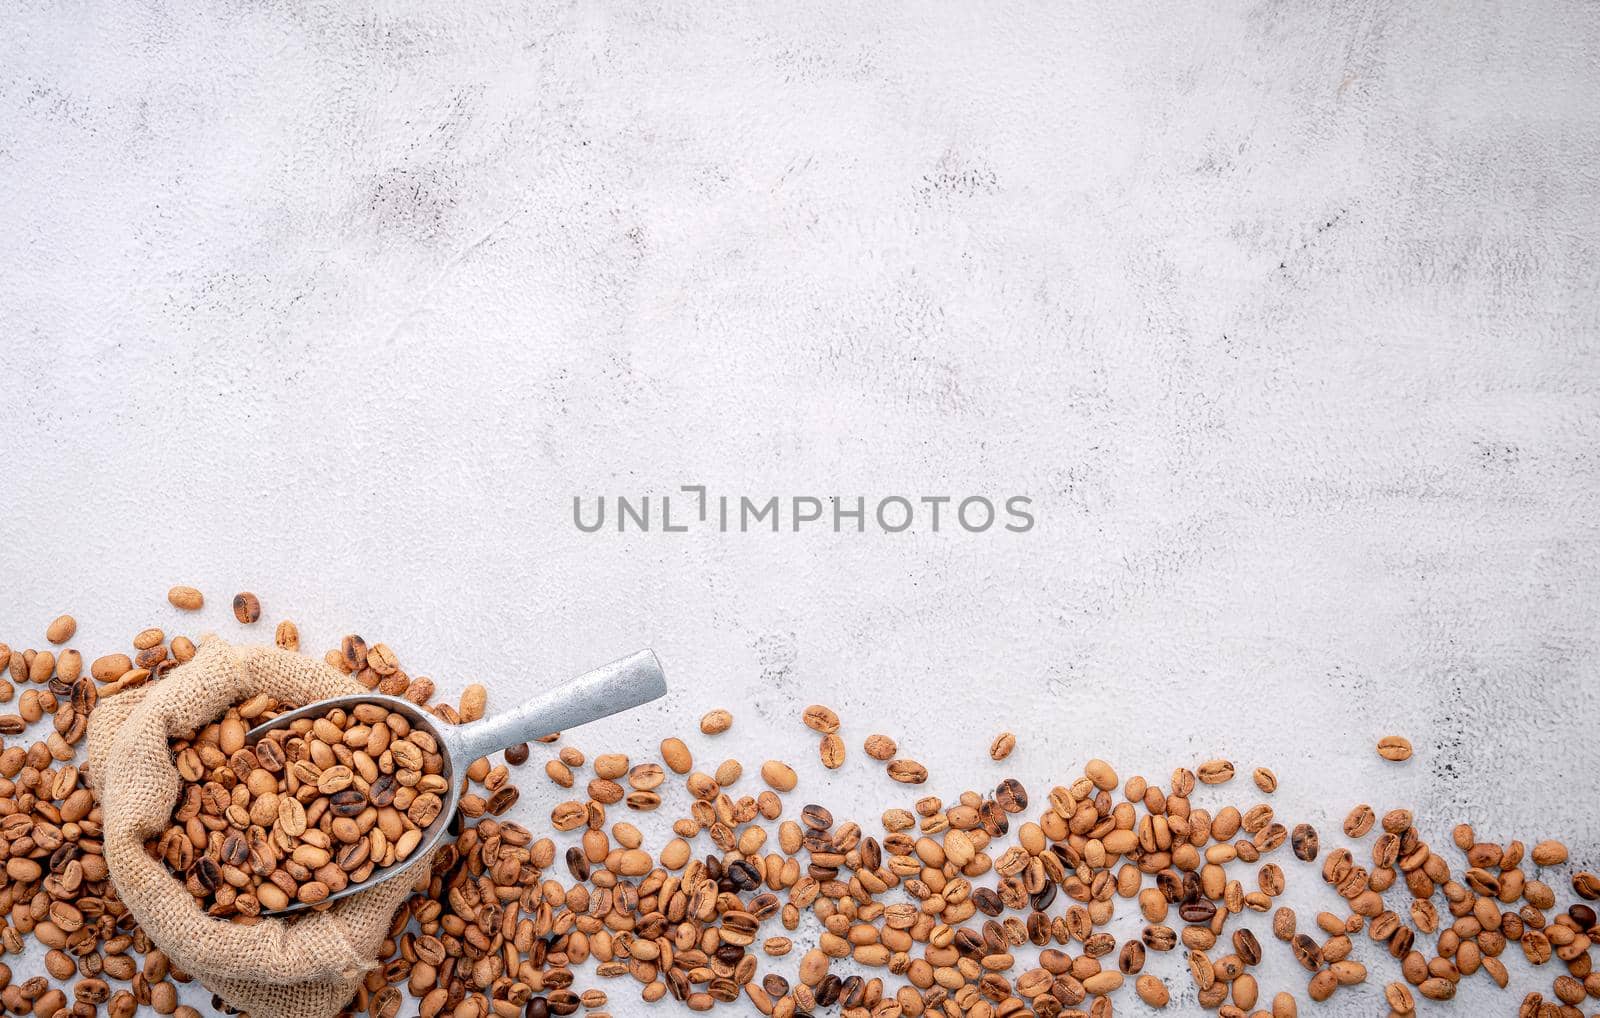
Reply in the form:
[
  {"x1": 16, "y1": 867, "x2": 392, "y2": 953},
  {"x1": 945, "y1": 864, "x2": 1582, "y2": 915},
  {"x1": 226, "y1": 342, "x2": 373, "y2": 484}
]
[{"x1": 87, "y1": 637, "x2": 433, "y2": 1018}]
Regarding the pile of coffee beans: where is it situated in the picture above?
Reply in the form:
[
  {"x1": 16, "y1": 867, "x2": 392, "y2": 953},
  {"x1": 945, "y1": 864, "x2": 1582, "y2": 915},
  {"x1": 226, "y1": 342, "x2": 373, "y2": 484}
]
[
  {"x1": 0, "y1": 592, "x2": 1594, "y2": 1018},
  {"x1": 154, "y1": 700, "x2": 448, "y2": 914}
]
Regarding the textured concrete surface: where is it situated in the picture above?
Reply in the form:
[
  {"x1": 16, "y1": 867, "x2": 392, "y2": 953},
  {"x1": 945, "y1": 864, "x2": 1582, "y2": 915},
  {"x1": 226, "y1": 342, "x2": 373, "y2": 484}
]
[{"x1": 2, "y1": 2, "x2": 1598, "y2": 1015}]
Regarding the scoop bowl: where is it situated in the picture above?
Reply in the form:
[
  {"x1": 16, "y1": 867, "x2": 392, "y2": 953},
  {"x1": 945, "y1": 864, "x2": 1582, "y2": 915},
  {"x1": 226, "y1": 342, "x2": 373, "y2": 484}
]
[{"x1": 243, "y1": 648, "x2": 667, "y2": 915}]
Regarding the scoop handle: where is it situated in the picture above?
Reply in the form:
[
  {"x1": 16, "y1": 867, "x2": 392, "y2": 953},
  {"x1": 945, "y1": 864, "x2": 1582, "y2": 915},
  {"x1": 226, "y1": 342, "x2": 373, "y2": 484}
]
[{"x1": 451, "y1": 649, "x2": 667, "y2": 763}]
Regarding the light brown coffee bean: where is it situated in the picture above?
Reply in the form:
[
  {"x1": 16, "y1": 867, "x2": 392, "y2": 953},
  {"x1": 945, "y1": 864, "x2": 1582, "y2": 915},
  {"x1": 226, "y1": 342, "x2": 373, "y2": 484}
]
[
  {"x1": 28, "y1": 651, "x2": 54, "y2": 684},
  {"x1": 802, "y1": 705, "x2": 839, "y2": 734},
  {"x1": 1417, "y1": 977, "x2": 1455, "y2": 1001},
  {"x1": 1307, "y1": 969, "x2": 1337, "y2": 1002},
  {"x1": 170, "y1": 636, "x2": 196, "y2": 663},
  {"x1": 864, "y1": 734, "x2": 897, "y2": 760},
  {"x1": 1197, "y1": 759, "x2": 1235, "y2": 784},
  {"x1": 1343, "y1": 804, "x2": 1375, "y2": 837},
  {"x1": 166, "y1": 585, "x2": 204, "y2": 610},
  {"x1": 1377, "y1": 735, "x2": 1413, "y2": 761},
  {"x1": 887, "y1": 759, "x2": 928, "y2": 784},
  {"x1": 660, "y1": 737, "x2": 692, "y2": 774},
  {"x1": 544, "y1": 759, "x2": 574, "y2": 787},
  {"x1": 45, "y1": 616, "x2": 75, "y2": 645},
  {"x1": 700, "y1": 709, "x2": 733, "y2": 735},
  {"x1": 627, "y1": 762, "x2": 663, "y2": 790},
  {"x1": 819, "y1": 734, "x2": 845, "y2": 769},
  {"x1": 552, "y1": 801, "x2": 587, "y2": 831},
  {"x1": 1531, "y1": 840, "x2": 1568, "y2": 866},
  {"x1": 1134, "y1": 974, "x2": 1169, "y2": 1007},
  {"x1": 91, "y1": 654, "x2": 132, "y2": 682},
  {"x1": 274, "y1": 621, "x2": 300, "y2": 651},
  {"x1": 882, "y1": 808, "x2": 914, "y2": 832},
  {"x1": 1385, "y1": 981, "x2": 1414, "y2": 1014},
  {"x1": 989, "y1": 732, "x2": 1016, "y2": 761},
  {"x1": 1085, "y1": 758, "x2": 1118, "y2": 790},
  {"x1": 459, "y1": 683, "x2": 487, "y2": 723}
]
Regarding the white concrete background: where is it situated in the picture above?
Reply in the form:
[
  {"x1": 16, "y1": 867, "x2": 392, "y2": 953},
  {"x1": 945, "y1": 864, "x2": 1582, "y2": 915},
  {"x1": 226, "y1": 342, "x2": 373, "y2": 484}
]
[{"x1": 2, "y1": 2, "x2": 1598, "y2": 1015}]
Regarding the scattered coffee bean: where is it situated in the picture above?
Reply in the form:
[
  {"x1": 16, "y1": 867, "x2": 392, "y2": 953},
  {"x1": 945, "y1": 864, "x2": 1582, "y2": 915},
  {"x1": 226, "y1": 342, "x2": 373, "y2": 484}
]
[
  {"x1": 274, "y1": 620, "x2": 300, "y2": 651},
  {"x1": 699, "y1": 709, "x2": 733, "y2": 735},
  {"x1": 818, "y1": 733, "x2": 845, "y2": 769},
  {"x1": 886, "y1": 758, "x2": 928, "y2": 784},
  {"x1": 863, "y1": 734, "x2": 897, "y2": 760},
  {"x1": 761, "y1": 760, "x2": 798, "y2": 792},
  {"x1": 45, "y1": 615, "x2": 75, "y2": 644},
  {"x1": 1197, "y1": 758, "x2": 1235, "y2": 784},
  {"x1": 802, "y1": 705, "x2": 839, "y2": 734},
  {"x1": 231, "y1": 591, "x2": 261, "y2": 624},
  {"x1": 1377, "y1": 735, "x2": 1413, "y2": 761}
]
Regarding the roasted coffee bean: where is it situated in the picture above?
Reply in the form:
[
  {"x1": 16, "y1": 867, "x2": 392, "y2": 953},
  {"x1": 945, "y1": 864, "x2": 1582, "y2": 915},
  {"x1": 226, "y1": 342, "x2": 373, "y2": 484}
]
[
  {"x1": 329, "y1": 790, "x2": 365, "y2": 817},
  {"x1": 801, "y1": 804, "x2": 833, "y2": 830},
  {"x1": 1233, "y1": 928, "x2": 1262, "y2": 966},
  {"x1": 1118, "y1": 940, "x2": 1145, "y2": 974},
  {"x1": 1179, "y1": 899, "x2": 1217, "y2": 923},
  {"x1": 1344, "y1": 804, "x2": 1375, "y2": 838},
  {"x1": 368, "y1": 773, "x2": 398, "y2": 807},
  {"x1": 231, "y1": 592, "x2": 261, "y2": 624},
  {"x1": 1292, "y1": 823, "x2": 1319, "y2": 861},
  {"x1": 863, "y1": 734, "x2": 898, "y2": 761},
  {"x1": 887, "y1": 759, "x2": 928, "y2": 784},
  {"x1": 1197, "y1": 759, "x2": 1235, "y2": 784},
  {"x1": 699, "y1": 709, "x2": 733, "y2": 735},
  {"x1": 1292, "y1": 933, "x2": 1324, "y2": 971},
  {"x1": 995, "y1": 778, "x2": 1028, "y2": 813},
  {"x1": 1377, "y1": 736, "x2": 1413, "y2": 761},
  {"x1": 167, "y1": 586, "x2": 205, "y2": 610},
  {"x1": 802, "y1": 705, "x2": 840, "y2": 734}
]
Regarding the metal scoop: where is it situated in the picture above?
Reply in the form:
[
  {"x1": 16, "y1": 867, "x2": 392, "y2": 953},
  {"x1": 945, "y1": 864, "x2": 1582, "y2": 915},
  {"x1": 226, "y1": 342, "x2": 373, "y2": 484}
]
[{"x1": 244, "y1": 649, "x2": 667, "y2": 915}]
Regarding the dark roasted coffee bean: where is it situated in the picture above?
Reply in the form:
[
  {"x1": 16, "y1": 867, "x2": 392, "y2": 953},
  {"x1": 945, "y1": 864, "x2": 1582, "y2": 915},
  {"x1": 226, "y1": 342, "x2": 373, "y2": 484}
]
[
  {"x1": 367, "y1": 773, "x2": 397, "y2": 807},
  {"x1": 1290, "y1": 822, "x2": 1320, "y2": 861},
  {"x1": 192, "y1": 857, "x2": 221, "y2": 892},
  {"x1": 973, "y1": 887, "x2": 1004, "y2": 917},
  {"x1": 995, "y1": 778, "x2": 1028, "y2": 813},
  {"x1": 1179, "y1": 898, "x2": 1216, "y2": 923},
  {"x1": 1233, "y1": 928, "x2": 1261, "y2": 966},
  {"x1": 1292, "y1": 933, "x2": 1324, "y2": 971},
  {"x1": 1119, "y1": 940, "x2": 1145, "y2": 974},
  {"x1": 565, "y1": 847, "x2": 589, "y2": 881},
  {"x1": 801, "y1": 804, "x2": 833, "y2": 830},
  {"x1": 330, "y1": 790, "x2": 365, "y2": 818}
]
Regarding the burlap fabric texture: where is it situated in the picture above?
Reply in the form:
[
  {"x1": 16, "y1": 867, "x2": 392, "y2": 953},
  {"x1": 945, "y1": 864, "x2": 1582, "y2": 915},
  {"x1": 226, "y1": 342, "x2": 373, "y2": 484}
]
[{"x1": 87, "y1": 636, "x2": 432, "y2": 1018}]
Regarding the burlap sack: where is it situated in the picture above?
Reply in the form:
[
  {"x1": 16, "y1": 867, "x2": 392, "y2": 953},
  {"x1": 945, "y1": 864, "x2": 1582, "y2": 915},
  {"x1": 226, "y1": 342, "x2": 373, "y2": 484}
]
[{"x1": 87, "y1": 636, "x2": 431, "y2": 1018}]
